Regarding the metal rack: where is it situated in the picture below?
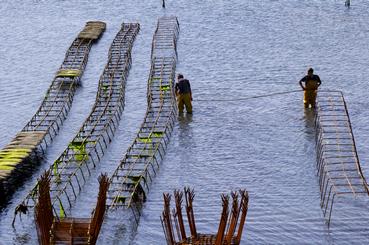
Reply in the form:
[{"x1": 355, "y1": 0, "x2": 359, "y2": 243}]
[
  {"x1": 17, "y1": 23, "x2": 140, "y2": 217},
  {"x1": 315, "y1": 91, "x2": 369, "y2": 227},
  {"x1": 34, "y1": 171, "x2": 109, "y2": 245},
  {"x1": 0, "y1": 21, "x2": 105, "y2": 205},
  {"x1": 107, "y1": 16, "x2": 179, "y2": 223}
]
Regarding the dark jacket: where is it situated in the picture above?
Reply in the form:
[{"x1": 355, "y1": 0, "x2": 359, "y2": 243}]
[
  {"x1": 299, "y1": 75, "x2": 321, "y2": 90},
  {"x1": 175, "y1": 79, "x2": 191, "y2": 94}
]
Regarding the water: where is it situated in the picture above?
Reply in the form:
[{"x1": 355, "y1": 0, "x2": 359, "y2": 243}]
[{"x1": 1, "y1": 0, "x2": 369, "y2": 244}]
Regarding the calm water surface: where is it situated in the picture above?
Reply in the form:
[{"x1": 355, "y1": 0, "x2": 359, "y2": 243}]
[{"x1": 1, "y1": 0, "x2": 369, "y2": 244}]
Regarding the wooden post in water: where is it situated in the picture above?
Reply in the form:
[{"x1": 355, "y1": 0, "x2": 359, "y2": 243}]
[
  {"x1": 184, "y1": 187, "x2": 197, "y2": 239},
  {"x1": 34, "y1": 171, "x2": 53, "y2": 245},
  {"x1": 225, "y1": 192, "x2": 240, "y2": 243},
  {"x1": 174, "y1": 190, "x2": 187, "y2": 240},
  {"x1": 215, "y1": 194, "x2": 229, "y2": 245},
  {"x1": 88, "y1": 174, "x2": 110, "y2": 244},
  {"x1": 235, "y1": 190, "x2": 249, "y2": 243},
  {"x1": 162, "y1": 193, "x2": 175, "y2": 245}
]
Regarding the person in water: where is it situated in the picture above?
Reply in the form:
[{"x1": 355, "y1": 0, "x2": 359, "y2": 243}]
[
  {"x1": 299, "y1": 68, "x2": 322, "y2": 108},
  {"x1": 175, "y1": 74, "x2": 192, "y2": 114}
]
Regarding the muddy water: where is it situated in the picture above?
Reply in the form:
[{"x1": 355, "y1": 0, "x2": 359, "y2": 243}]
[{"x1": 1, "y1": 0, "x2": 369, "y2": 244}]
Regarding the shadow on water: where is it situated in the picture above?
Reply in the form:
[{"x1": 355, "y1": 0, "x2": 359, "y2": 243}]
[{"x1": 99, "y1": 212, "x2": 138, "y2": 245}]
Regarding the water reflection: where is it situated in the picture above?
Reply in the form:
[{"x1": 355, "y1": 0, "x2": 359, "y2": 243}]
[
  {"x1": 178, "y1": 113, "x2": 193, "y2": 146},
  {"x1": 304, "y1": 108, "x2": 316, "y2": 138},
  {"x1": 178, "y1": 113, "x2": 193, "y2": 126}
]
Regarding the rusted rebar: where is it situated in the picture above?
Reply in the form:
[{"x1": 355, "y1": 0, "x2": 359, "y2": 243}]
[
  {"x1": 184, "y1": 187, "x2": 197, "y2": 238},
  {"x1": 174, "y1": 189, "x2": 187, "y2": 240},
  {"x1": 89, "y1": 174, "x2": 110, "y2": 244},
  {"x1": 225, "y1": 191, "x2": 240, "y2": 243},
  {"x1": 215, "y1": 194, "x2": 229, "y2": 245},
  {"x1": 107, "y1": 17, "x2": 180, "y2": 225},
  {"x1": 235, "y1": 190, "x2": 249, "y2": 243},
  {"x1": 162, "y1": 193, "x2": 175, "y2": 245},
  {"x1": 161, "y1": 188, "x2": 249, "y2": 245}
]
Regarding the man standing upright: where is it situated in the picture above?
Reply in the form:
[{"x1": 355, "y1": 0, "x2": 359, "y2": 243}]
[
  {"x1": 175, "y1": 74, "x2": 192, "y2": 114},
  {"x1": 299, "y1": 68, "x2": 322, "y2": 108}
]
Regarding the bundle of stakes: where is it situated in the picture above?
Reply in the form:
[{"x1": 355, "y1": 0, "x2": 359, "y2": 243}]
[
  {"x1": 34, "y1": 171, "x2": 109, "y2": 244},
  {"x1": 161, "y1": 187, "x2": 249, "y2": 245}
]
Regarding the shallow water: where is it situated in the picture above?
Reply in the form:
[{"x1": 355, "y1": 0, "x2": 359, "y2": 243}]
[{"x1": 1, "y1": 0, "x2": 369, "y2": 244}]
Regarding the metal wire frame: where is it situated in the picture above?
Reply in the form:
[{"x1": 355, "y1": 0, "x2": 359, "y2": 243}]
[
  {"x1": 18, "y1": 23, "x2": 140, "y2": 217},
  {"x1": 315, "y1": 90, "x2": 369, "y2": 227},
  {"x1": 23, "y1": 39, "x2": 90, "y2": 149},
  {"x1": 1, "y1": 22, "x2": 105, "y2": 205},
  {"x1": 23, "y1": 21, "x2": 106, "y2": 150},
  {"x1": 107, "y1": 16, "x2": 180, "y2": 224}
]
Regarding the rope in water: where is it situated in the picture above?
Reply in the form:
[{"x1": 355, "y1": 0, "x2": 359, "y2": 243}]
[{"x1": 195, "y1": 90, "x2": 302, "y2": 102}]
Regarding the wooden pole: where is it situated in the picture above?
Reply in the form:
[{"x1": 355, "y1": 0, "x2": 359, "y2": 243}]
[
  {"x1": 184, "y1": 187, "x2": 197, "y2": 238},
  {"x1": 174, "y1": 189, "x2": 187, "y2": 240},
  {"x1": 34, "y1": 171, "x2": 53, "y2": 245},
  {"x1": 88, "y1": 174, "x2": 109, "y2": 244},
  {"x1": 235, "y1": 190, "x2": 249, "y2": 242},
  {"x1": 162, "y1": 193, "x2": 175, "y2": 244},
  {"x1": 225, "y1": 191, "x2": 240, "y2": 243},
  {"x1": 215, "y1": 194, "x2": 229, "y2": 245}
]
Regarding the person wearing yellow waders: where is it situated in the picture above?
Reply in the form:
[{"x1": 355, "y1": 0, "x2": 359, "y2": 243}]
[
  {"x1": 175, "y1": 74, "x2": 192, "y2": 114},
  {"x1": 299, "y1": 68, "x2": 322, "y2": 108}
]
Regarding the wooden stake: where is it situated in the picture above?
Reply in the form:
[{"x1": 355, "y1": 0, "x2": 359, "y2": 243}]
[{"x1": 174, "y1": 189, "x2": 187, "y2": 240}]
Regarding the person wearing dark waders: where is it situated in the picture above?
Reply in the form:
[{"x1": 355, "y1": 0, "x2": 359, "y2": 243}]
[
  {"x1": 299, "y1": 68, "x2": 321, "y2": 109},
  {"x1": 175, "y1": 74, "x2": 192, "y2": 114}
]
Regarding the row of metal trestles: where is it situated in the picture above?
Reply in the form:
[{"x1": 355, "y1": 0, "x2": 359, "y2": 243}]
[
  {"x1": 6, "y1": 16, "x2": 181, "y2": 227},
  {"x1": 0, "y1": 21, "x2": 106, "y2": 205},
  {"x1": 314, "y1": 91, "x2": 369, "y2": 227},
  {"x1": 107, "y1": 17, "x2": 180, "y2": 223},
  {"x1": 5, "y1": 14, "x2": 368, "y2": 233}
]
